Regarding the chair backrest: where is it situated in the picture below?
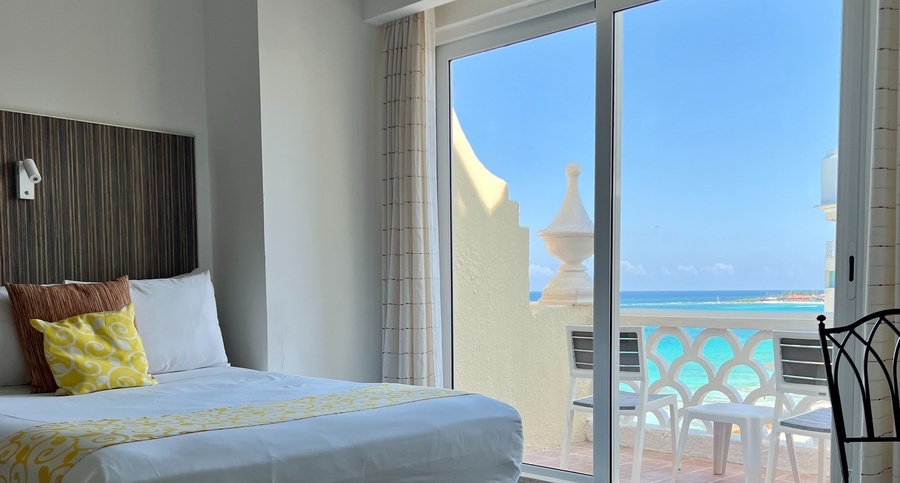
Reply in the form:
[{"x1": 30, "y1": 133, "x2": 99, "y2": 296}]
[
  {"x1": 619, "y1": 326, "x2": 645, "y2": 383},
  {"x1": 565, "y1": 325, "x2": 646, "y2": 383},
  {"x1": 818, "y1": 309, "x2": 900, "y2": 443},
  {"x1": 772, "y1": 330, "x2": 830, "y2": 398},
  {"x1": 567, "y1": 325, "x2": 593, "y2": 379}
]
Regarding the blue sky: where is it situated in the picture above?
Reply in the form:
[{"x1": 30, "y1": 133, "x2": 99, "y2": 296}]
[{"x1": 450, "y1": 0, "x2": 842, "y2": 292}]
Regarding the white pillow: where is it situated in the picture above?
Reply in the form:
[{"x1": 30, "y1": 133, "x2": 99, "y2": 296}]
[
  {"x1": 0, "y1": 287, "x2": 30, "y2": 386},
  {"x1": 67, "y1": 271, "x2": 229, "y2": 375}
]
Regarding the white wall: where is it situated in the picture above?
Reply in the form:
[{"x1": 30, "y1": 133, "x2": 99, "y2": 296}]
[
  {"x1": 257, "y1": 0, "x2": 383, "y2": 382},
  {"x1": 203, "y1": 0, "x2": 269, "y2": 371},
  {"x1": 0, "y1": 0, "x2": 213, "y2": 271},
  {"x1": 0, "y1": 0, "x2": 384, "y2": 382}
]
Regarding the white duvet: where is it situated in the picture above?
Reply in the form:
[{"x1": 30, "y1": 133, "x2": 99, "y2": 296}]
[{"x1": 0, "y1": 367, "x2": 523, "y2": 483}]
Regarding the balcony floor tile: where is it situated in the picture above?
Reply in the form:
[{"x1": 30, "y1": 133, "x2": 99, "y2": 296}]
[{"x1": 523, "y1": 442, "x2": 830, "y2": 482}]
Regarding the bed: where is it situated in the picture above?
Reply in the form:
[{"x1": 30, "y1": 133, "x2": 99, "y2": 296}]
[
  {"x1": 0, "y1": 366, "x2": 523, "y2": 482},
  {"x1": 0, "y1": 272, "x2": 523, "y2": 482},
  {"x1": 0, "y1": 111, "x2": 523, "y2": 482}
]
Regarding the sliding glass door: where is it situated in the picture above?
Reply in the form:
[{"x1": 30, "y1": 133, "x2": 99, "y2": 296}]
[
  {"x1": 438, "y1": 0, "x2": 865, "y2": 480},
  {"x1": 438, "y1": 11, "x2": 597, "y2": 482},
  {"x1": 597, "y1": 0, "x2": 864, "y2": 481}
]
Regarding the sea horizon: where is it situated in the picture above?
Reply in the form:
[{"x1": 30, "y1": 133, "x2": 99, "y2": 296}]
[{"x1": 529, "y1": 289, "x2": 825, "y2": 312}]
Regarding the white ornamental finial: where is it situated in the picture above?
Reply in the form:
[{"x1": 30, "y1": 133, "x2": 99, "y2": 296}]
[{"x1": 537, "y1": 162, "x2": 594, "y2": 306}]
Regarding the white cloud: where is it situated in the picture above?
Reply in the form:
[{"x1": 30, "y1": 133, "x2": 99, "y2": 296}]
[
  {"x1": 677, "y1": 265, "x2": 698, "y2": 275},
  {"x1": 529, "y1": 264, "x2": 555, "y2": 278},
  {"x1": 702, "y1": 262, "x2": 735, "y2": 276},
  {"x1": 660, "y1": 267, "x2": 672, "y2": 276},
  {"x1": 620, "y1": 260, "x2": 647, "y2": 276}
]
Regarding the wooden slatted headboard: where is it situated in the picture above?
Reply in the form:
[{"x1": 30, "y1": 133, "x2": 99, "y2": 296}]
[{"x1": 0, "y1": 110, "x2": 197, "y2": 284}]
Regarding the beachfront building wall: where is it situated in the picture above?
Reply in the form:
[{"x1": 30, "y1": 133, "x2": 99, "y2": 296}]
[
  {"x1": 820, "y1": 148, "x2": 838, "y2": 209},
  {"x1": 817, "y1": 148, "x2": 838, "y2": 312},
  {"x1": 450, "y1": 113, "x2": 593, "y2": 452}
]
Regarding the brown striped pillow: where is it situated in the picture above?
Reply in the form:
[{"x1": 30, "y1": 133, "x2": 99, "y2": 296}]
[{"x1": 5, "y1": 276, "x2": 131, "y2": 393}]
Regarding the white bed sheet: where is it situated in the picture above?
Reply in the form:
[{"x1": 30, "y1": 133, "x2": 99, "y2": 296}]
[{"x1": 0, "y1": 367, "x2": 523, "y2": 483}]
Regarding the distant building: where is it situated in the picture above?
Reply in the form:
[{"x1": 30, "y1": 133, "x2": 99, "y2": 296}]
[{"x1": 815, "y1": 148, "x2": 837, "y2": 312}]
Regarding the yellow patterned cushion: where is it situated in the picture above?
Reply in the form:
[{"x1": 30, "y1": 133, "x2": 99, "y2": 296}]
[{"x1": 29, "y1": 303, "x2": 157, "y2": 395}]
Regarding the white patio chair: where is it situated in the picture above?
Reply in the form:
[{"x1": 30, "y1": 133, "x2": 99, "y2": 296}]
[
  {"x1": 765, "y1": 330, "x2": 831, "y2": 483},
  {"x1": 562, "y1": 325, "x2": 678, "y2": 483}
]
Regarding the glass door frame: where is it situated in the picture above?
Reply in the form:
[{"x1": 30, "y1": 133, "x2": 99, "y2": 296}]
[
  {"x1": 596, "y1": 0, "x2": 873, "y2": 480},
  {"x1": 830, "y1": 0, "x2": 876, "y2": 479},
  {"x1": 593, "y1": 4, "x2": 659, "y2": 483},
  {"x1": 435, "y1": 4, "x2": 597, "y2": 482},
  {"x1": 437, "y1": 0, "x2": 871, "y2": 480}
]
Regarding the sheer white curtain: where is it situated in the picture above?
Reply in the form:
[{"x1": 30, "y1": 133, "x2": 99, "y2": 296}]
[
  {"x1": 864, "y1": 2, "x2": 900, "y2": 481},
  {"x1": 381, "y1": 11, "x2": 443, "y2": 387}
]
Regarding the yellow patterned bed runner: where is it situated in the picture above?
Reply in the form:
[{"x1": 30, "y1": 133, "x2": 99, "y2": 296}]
[{"x1": 0, "y1": 383, "x2": 466, "y2": 483}]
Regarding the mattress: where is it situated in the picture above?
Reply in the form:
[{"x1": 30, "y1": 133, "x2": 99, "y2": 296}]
[{"x1": 0, "y1": 367, "x2": 523, "y2": 482}]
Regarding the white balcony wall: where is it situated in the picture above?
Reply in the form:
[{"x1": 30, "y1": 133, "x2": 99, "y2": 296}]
[{"x1": 451, "y1": 114, "x2": 594, "y2": 451}]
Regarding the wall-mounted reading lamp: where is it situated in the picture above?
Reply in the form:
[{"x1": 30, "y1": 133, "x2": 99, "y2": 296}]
[{"x1": 17, "y1": 158, "x2": 42, "y2": 200}]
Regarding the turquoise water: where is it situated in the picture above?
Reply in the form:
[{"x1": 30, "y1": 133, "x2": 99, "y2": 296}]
[
  {"x1": 644, "y1": 327, "x2": 776, "y2": 401},
  {"x1": 530, "y1": 290, "x2": 826, "y2": 402},
  {"x1": 530, "y1": 289, "x2": 824, "y2": 313}
]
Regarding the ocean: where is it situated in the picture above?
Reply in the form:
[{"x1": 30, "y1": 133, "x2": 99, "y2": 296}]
[
  {"x1": 529, "y1": 290, "x2": 825, "y2": 403},
  {"x1": 529, "y1": 289, "x2": 824, "y2": 312}
]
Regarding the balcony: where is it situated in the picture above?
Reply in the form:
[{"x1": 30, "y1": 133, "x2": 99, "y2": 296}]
[
  {"x1": 621, "y1": 310, "x2": 824, "y2": 416},
  {"x1": 502, "y1": 309, "x2": 831, "y2": 479},
  {"x1": 450, "y1": 119, "x2": 832, "y2": 480}
]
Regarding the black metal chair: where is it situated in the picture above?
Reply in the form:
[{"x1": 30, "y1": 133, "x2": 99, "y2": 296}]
[{"x1": 818, "y1": 309, "x2": 900, "y2": 482}]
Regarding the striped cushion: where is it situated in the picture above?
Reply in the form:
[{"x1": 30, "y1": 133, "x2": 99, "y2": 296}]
[
  {"x1": 619, "y1": 391, "x2": 674, "y2": 410},
  {"x1": 574, "y1": 396, "x2": 593, "y2": 408},
  {"x1": 781, "y1": 407, "x2": 832, "y2": 433},
  {"x1": 574, "y1": 391, "x2": 672, "y2": 410},
  {"x1": 5, "y1": 277, "x2": 131, "y2": 393}
]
